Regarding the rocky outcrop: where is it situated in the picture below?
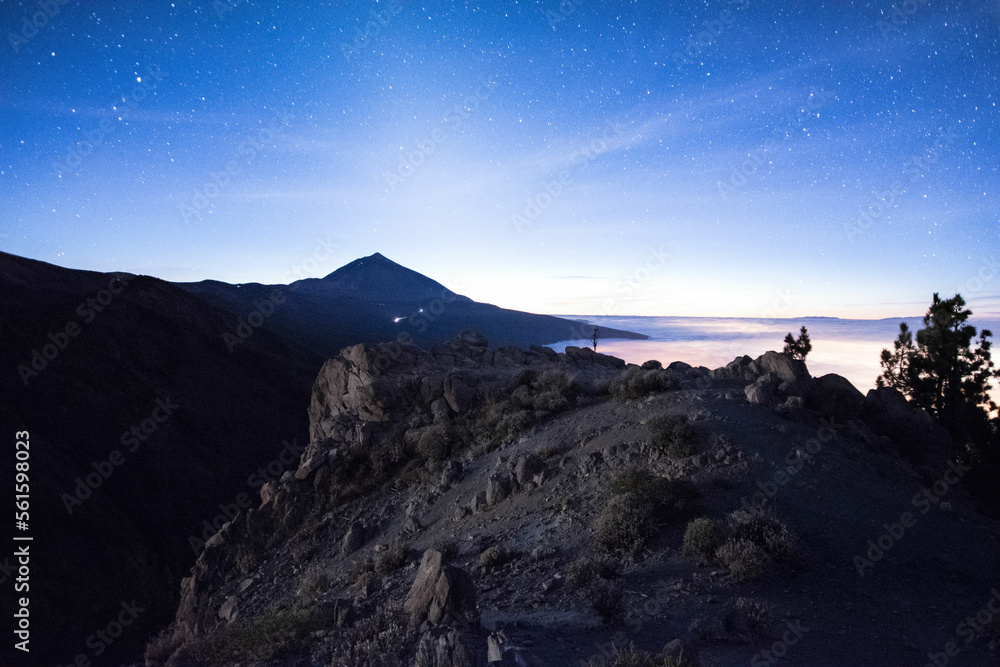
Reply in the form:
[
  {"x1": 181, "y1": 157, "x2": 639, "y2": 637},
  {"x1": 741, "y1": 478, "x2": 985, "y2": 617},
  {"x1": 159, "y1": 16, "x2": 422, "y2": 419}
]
[
  {"x1": 405, "y1": 549, "x2": 478, "y2": 627},
  {"x1": 745, "y1": 372, "x2": 779, "y2": 405},
  {"x1": 755, "y1": 350, "x2": 812, "y2": 397},
  {"x1": 863, "y1": 386, "x2": 952, "y2": 472},
  {"x1": 807, "y1": 373, "x2": 865, "y2": 420}
]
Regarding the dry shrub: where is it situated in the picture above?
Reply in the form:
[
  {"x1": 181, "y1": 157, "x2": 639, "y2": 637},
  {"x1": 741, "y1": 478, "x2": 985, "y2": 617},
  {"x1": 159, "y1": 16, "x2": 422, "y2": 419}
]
[
  {"x1": 723, "y1": 597, "x2": 774, "y2": 641},
  {"x1": 320, "y1": 602, "x2": 413, "y2": 666},
  {"x1": 478, "y1": 545, "x2": 514, "y2": 573},
  {"x1": 417, "y1": 425, "x2": 451, "y2": 462},
  {"x1": 590, "y1": 579, "x2": 625, "y2": 624},
  {"x1": 715, "y1": 538, "x2": 768, "y2": 581},
  {"x1": 566, "y1": 556, "x2": 618, "y2": 589},
  {"x1": 648, "y1": 414, "x2": 696, "y2": 458},
  {"x1": 597, "y1": 470, "x2": 698, "y2": 555},
  {"x1": 585, "y1": 642, "x2": 690, "y2": 667},
  {"x1": 682, "y1": 517, "x2": 726, "y2": 561},
  {"x1": 726, "y1": 506, "x2": 799, "y2": 562},
  {"x1": 375, "y1": 540, "x2": 409, "y2": 575},
  {"x1": 610, "y1": 367, "x2": 678, "y2": 401}
]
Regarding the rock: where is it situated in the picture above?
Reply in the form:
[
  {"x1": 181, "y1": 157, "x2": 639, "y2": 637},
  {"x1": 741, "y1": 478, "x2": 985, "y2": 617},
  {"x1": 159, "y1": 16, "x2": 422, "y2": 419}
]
[
  {"x1": 204, "y1": 524, "x2": 229, "y2": 550},
  {"x1": 776, "y1": 395, "x2": 806, "y2": 418},
  {"x1": 444, "y1": 376, "x2": 476, "y2": 413},
  {"x1": 259, "y1": 481, "x2": 277, "y2": 508},
  {"x1": 863, "y1": 386, "x2": 953, "y2": 470},
  {"x1": 641, "y1": 360, "x2": 663, "y2": 370},
  {"x1": 580, "y1": 451, "x2": 604, "y2": 474},
  {"x1": 719, "y1": 355, "x2": 752, "y2": 379},
  {"x1": 309, "y1": 343, "x2": 409, "y2": 436},
  {"x1": 667, "y1": 361, "x2": 692, "y2": 373},
  {"x1": 439, "y1": 460, "x2": 463, "y2": 490},
  {"x1": 342, "y1": 521, "x2": 367, "y2": 555},
  {"x1": 488, "y1": 630, "x2": 506, "y2": 662},
  {"x1": 807, "y1": 373, "x2": 865, "y2": 419},
  {"x1": 468, "y1": 491, "x2": 488, "y2": 514},
  {"x1": 529, "y1": 345, "x2": 557, "y2": 358},
  {"x1": 405, "y1": 549, "x2": 478, "y2": 626},
  {"x1": 594, "y1": 352, "x2": 626, "y2": 369},
  {"x1": 486, "y1": 473, "x2": 512, "y2": 506},
  {"x1": 294, "y1": 452, "x2": 327, "y2": 480},
  {"x1": 421, "y1": 377, "x2": 445, "y2": 404},
  {"x1": 431, "y1": 397, "x2": 452, "y2": 423},
  {"x1": 865, "y1": 385, "x2": 910, "y2": 414},
  {"x1": 745, "y1": 373, "x2": 779, "y2": 405},
  {"x1": 404, "y1": 515, "x2": 423, "y2": 535},
  {"x1": 755, "y1": 351, "x2": 812, "y2": 397},
  {"x1": 513, "y1": 453, "x2": 545, "y2": 488},
  {"x1": 217, "y1": 595, "x2": 238, "y2": 623}
]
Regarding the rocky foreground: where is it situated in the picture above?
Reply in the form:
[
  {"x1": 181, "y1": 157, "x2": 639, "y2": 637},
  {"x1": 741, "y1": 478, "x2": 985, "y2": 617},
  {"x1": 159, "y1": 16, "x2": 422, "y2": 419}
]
[{"x1": 143, "y1": 333, "x2": 1000, "y2": 666}]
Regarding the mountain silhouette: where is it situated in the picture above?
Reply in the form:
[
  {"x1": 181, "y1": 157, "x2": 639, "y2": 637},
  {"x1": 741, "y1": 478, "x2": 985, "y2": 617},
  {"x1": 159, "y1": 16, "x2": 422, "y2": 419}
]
[{"x1": 179, "y1": 252, "x2": 646, "y2": 357}]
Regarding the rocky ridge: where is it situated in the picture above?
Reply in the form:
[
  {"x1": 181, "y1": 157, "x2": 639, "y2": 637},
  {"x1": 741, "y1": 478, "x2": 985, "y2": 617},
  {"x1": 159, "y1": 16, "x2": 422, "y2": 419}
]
[{"x1": 146, "y1": 333, "x2": 1000, "y2": 667}]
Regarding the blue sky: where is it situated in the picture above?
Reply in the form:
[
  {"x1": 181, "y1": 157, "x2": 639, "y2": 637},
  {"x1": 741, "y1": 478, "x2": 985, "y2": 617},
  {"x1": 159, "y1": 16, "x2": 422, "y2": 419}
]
[{"x1": 1, "y1": 0, "x2": 998, "y2": 318}]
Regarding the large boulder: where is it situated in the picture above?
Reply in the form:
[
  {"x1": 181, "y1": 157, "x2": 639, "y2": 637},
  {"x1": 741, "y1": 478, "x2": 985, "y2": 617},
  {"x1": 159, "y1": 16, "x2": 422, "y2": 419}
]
[
  {"x1": 745, "y1": 373, "x2": 779, "y2": 405},
  {"x1": 755, "y1": 351, "x2": 812, "y2": 397},
  {"x1": 309, "y1": 343, "x2": 418, "y2": 439},
  {"x1": 513, "y1": 453, "x2": 545, "y2": 488},
  {"x1": 405, "y1": 549, "x2": 478, "y2": 627},
  {"x1": 862, "y1": 386, "x2": 953, "y2": 472},
  {"x1": 341, "y1": 520, "x2": 367, "y2": 555},
  {"x1": 806, "y1": 374, "x2": 865, "y2": 419},
  {"x1": 444, "y1": 375, "x2": 476, "y2": 414},
  {"x1": 486, "y1": 473, "x2": 513, "y2": 506}
]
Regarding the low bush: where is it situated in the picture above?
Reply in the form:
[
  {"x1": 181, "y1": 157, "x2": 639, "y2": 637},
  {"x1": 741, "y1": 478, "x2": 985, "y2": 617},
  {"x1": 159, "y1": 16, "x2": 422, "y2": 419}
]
[
  {"x1": 566, "y1": 556, "x2": 619, "y2": 589},
  {"x1": 416, "y1": 425, "x2": 451, "y2": 462},
  {"x1": 223, "y1": 605, "x2": 327, "y2": 662},
  {"x1": 534, "y1": 369, "x2": 579, "y2": 401},
  {"x1": 714, "y1": 538, "x2": 768, "y2": 581},
  {"x1": 723, "y1": 597, "x2": 774, "y2": 641},
  {"x1": 598, "y1": 470, "x2": 699, "y2": 555},
  {"x1": 585, "y1": 642, "x2": 690, "y2": 667},
  {"x1": 297, "y1": 569, "x2": 330, "y2": 601},
  {"x1": 595, "y1": 493, "x2": 655, "y2": 554},
  {"x1": 432, "y1": 538, "x2": 459, "y2": 560},
  {"x1": 682, "y1": 518, "x2": 726, "y2": 561},
  {"x1": 726, "y1": 506, "x2": 799, "y2": 562},
  {"x1": 478, "y1": 545, "x2": 514, "y2": 573},
  {"x1": 610, "y1": 367, "x2": 678, "y2": 401},
  {"x1": 590, "y1": 579, "x2": 625, "y2": 624},
  {"x1": 608, "y1": 469, "x2": 699, "y2": 519},
  {"x1": 375, "y1": 540, "x2": 409, "y2": 576},
  {"x1": 320, "y1": 602, "x2": 412, "y2": 666},
  {"x1": 648, "y1": 414, "x2": 696, "y2": 458}
]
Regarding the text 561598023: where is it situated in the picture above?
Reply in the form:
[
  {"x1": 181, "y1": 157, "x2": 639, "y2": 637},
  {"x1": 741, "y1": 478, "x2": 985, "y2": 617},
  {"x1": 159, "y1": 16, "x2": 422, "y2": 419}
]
[{"x1": 14, "y1": 430, "x2": 32, "y2": 653}]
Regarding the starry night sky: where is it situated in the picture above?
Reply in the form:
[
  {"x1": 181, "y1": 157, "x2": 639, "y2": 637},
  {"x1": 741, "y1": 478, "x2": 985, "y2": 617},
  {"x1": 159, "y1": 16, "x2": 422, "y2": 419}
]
[{"x1": 1, "y1": 0, "x2": 998, "y2": 318}]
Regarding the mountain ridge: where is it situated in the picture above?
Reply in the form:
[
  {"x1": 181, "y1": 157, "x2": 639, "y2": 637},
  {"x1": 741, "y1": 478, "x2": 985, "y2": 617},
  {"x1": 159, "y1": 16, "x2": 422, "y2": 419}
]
[{"x1": 177, "y1": 251, "x2": 647, "y2": 358}]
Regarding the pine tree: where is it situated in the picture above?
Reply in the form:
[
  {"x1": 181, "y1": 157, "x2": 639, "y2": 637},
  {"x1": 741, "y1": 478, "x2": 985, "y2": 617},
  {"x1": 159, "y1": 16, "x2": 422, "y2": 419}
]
[
  {"x1": 783, "y1": 326, "x2": 812, "y2": 360},
  {"x1": 877, "y1": 293, "x2": 998, "y2": 442}
]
